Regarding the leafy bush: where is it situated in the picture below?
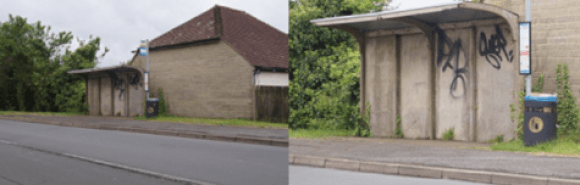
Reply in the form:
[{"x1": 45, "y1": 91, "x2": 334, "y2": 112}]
[
  {"x1": 158, "y1": 88, "x2": 168, "y2": 116},
  {"x1": 442, "y1": 127, "x2": 454, "y2": 141},
  {"x1": 353, "y1": 102, "x2": 371, "y2": 137},
  {"x1": 289, "y1": 0, "x2": 388, "y2": 131},
  {"x1": 556, "y1": 63, "x2": 580, "y2": 136},
  {"x1": 0, "y1": 15, "x2": 107, "y2": 113}
]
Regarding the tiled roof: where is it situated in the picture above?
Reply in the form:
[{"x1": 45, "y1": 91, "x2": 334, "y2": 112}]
[{"x1": 148, "y1": 5, "x2": 288, "y2": 69}]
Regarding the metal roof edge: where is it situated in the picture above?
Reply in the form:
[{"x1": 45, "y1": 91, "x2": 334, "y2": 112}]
[{"x1": 311, "y1": 1, "x2": 517, "y2": 27}]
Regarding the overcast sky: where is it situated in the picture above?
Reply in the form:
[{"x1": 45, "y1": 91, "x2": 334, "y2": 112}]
[
  {"x1": 0, "y1": 0, "x2": 289, "y2": 67},
  {"x1": 0, "y1": 0, "x2": 454, "y2": 67}
]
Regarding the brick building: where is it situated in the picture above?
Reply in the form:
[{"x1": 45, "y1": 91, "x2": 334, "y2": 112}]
[
  {"x1": 70, "y1": 5, "x2": 288, "y2": 122},
  {"x1": 485, "y1": 0, "x2": 580, "y2": 99}
]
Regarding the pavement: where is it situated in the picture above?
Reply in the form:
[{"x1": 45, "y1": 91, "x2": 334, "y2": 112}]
[
  {"x1": 289, "y1": 137, "x2": 580, "y2": 185},
  {"x1": 0, "y1": 114, "x2": 288, "y2": 147}
]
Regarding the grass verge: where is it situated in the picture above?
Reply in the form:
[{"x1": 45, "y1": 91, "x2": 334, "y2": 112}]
[
  {"x1": 490, "y1": 135, "x2": 580, "y2": 155},
  {"x1": 289, "y1": 129, "x2": 353, "y2": 139},
  {"x1": 134, "y1": 116, "x2": 287, "y2": 129},
  {"x1": 0, "y1": 111, "x2": 85, "y2": 117}
]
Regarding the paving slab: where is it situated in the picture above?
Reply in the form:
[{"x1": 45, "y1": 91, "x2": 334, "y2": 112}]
[{"x1": 290, "y1": 137, "x2": 580, "y2": 181}]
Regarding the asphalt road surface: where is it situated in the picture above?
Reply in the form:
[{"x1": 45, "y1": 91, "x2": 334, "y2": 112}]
[
  {"x1": 289, "y1": 166, "x2": 492, "y2": 185},
  {"x1": 0, "y1": 119, "x2": 288, "y2": 185}
]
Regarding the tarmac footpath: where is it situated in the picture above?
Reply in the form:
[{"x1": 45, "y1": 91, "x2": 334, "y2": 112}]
[
  {"x1": 0, "y1": 114, "x2": 288, "y2": 147},
  {"x1": 290, "y1": 138, "x2": 580, "y2": 185}
]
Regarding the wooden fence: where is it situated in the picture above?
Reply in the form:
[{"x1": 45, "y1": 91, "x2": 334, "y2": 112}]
[{"x1": 255, "y1": 86, "x2": 288, "y2": 123}]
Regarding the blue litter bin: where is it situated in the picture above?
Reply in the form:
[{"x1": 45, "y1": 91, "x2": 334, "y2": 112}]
[
  {"x1": 523, "y1": 94, "x2": 557, "y2": 146},
  {"x1": 146, "y1": 98, "x2": 159, "y2": 118}
]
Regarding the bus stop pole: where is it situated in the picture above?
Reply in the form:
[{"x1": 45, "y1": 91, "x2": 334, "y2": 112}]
[
  {"x1": 146, "y1": 39, "x2": 150, "y2": 100},
  {"x1": 525, "y1": 0, "x2": 532, "y2": 95}
]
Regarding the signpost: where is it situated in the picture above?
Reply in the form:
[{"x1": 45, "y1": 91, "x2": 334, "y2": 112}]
[
  {"x1": 140, "y1": 40, "x2": 150, "y2": 100},
  {"x1": 520, "y1": 22, "x2": 531, "y2": 75}
]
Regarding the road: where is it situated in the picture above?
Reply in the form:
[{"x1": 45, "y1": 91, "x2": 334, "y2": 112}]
[
  {"x1": 0, "y1": 119, "x2": 288, "y2": 185},
  {"x1": 289, "y1": 166, "x2": 492, "y2": 185}
]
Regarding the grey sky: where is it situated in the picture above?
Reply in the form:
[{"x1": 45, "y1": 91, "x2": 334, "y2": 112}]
[
  {"x1": 0, "y1": 0, "x2": 288, "y2": 67},
  {"x1": 391, "y1": 0, "x2": 456, "y2": 9}
]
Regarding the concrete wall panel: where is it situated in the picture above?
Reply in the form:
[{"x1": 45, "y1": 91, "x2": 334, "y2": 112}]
[
  {"x1": 476, "y1": 24, "x2": 516, "y2": 142},
  {"x1": 366, "y1": 35, "x2": 398, "y2": 137},
  {"x1": 128, "y1": 73, "x2": 144, "y2": 117},
  {"x1": 400, "y1": 34, "x2": 431, "y2": 139},
  {"x1": 435, "y1": 28, "x2": 472, "y2": 141},
  {"x1": 113, "y1": 73, "x2": 127, "y2": 117},
  {"x1": 100, "y1": 77, "x2": 112, "y2": 116},
  {"x1": 88, "y1": 77, "x2": 100, "y2": 115}
]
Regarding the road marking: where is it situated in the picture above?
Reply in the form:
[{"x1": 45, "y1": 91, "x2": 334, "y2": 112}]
[{"x1": 0, "y1": 139, "x2": 215, "y2": 185}]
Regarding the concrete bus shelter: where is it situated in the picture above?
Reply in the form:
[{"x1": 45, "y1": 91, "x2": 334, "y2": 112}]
[
  {"x1": 68, "y1": 65, "x2": 145, "y2": 117},
  {"x1": 312, "y1": 2, "x2": 522, "y2": 142}
]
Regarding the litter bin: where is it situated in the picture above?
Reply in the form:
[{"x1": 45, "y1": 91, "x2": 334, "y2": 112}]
[
  {"x1": 523, "y1": 94, "x2": 557, "y2": 146},
  {"x1": 146, "y1": 98, "x2": 159, "y2": 118}
]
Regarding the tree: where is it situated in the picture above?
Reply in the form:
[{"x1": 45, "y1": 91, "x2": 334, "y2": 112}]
[
  {"x1": 0, "y1": 14, "x2": 107, "y2": 112},
  {"x1": 289, "y1": 0, "x2": 389, "y2": 131}
]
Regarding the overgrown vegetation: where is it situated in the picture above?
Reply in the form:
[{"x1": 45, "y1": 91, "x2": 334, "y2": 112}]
[
  {"x1": 0, "y1": 15, "x2": 107, "y2": 113},
  {"x1": 495, "y1": 63, "x2": 580, "y2": 154},
  {"x1": 556, "y1": 63, "x2": 580, "y2": 135},
  {"x1": 158, "y1": 88, "x2": 168, "y2": 116},
  {"x1": 0, "y1": 111, "x2": 84, "y2": 116},
  {"x1": 395, "y1": 115, "x2": 404, "y2": 138},
  {"x1": 290, "y1": 129, "x2": 353, "y2": 139},
  {"x1": 442, "y1": 127, "x2": 454, "y2": 141},
  {"x1": 487, "y1": 134, "x2": 504, "y2": 144},
  {"x1": 491, "y1": 135, "x2": 580, "y2": 154},
  {"x1": 289, "y1": 0, "x2": 391, "y2": 137},
  {"x1": 134, "y1": 115, "x2": 287, "y2": 129}
]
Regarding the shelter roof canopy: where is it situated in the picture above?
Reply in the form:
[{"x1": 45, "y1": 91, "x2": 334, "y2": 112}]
[{"x1": 311, "y1": 2, "x2": 518, "y2": 36}]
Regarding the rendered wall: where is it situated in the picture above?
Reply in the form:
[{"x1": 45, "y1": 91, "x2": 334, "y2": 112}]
[
  {"x1": 87, "y1": 72, "x2": 143, "y2": 117},
  {"x1": 87, "y1": 77, "x2": 100, "y2": 115},
  {"x1": 476, "y1": 24, "x2": 517, "y2": 142},
  {"x1": 131, "y1": 40, "x2": 255, "y2": 119},
  {"x1": 400, "y1": 34, "x2": 432, "y2": 139},
  {"x1": 365, "y1": 35, "x2": 398, "y2": 137},
  {"x1": 364, "y1": 20, "x2": 518, "y2": 141},
  {"x1": 128, "y1": 73, "x2": 144, "y2": 117},
  {"x1": 435, "y1": 28, "x2": 474, "y2": 141},
  {"x1": 100, "y1": 77, "x2": 112, "y2": 116},
  {"x1": 113, "y1": 73, "x2": 127, "y2": 117}
]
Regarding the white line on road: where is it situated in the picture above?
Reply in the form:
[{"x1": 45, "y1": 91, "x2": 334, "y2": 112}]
[{"x1": 0, "y1": 139, "x2": 215, "y2": 185}]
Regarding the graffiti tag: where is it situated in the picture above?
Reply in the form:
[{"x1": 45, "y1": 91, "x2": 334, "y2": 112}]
[
  {"x1": 479, "y1": 24, "x2": 514, "y2": 69},
  {"x1": 435, "y1": 27, "x2": 468, "y2": 98}
]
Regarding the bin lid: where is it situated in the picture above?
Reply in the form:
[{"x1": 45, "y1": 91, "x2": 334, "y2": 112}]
[
  {"x1": 525, "y1": 93, "x2": 557, "y2": 102},
  {"x1": 147, "y1": 98, "x2": 159, "y2": 102}
]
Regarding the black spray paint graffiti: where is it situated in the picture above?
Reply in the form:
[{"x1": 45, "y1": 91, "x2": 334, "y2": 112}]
[
  {"x1": 479, "y1": 24, "x2": 514, "y2": 69},
  {"x1": 435, "y1": 27, "x2": 469, "y2": 98}
]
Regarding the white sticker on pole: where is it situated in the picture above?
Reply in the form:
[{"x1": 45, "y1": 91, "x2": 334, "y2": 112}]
[{"x1": 520, "y1": 22, "x2": 531, "y2": 74}]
